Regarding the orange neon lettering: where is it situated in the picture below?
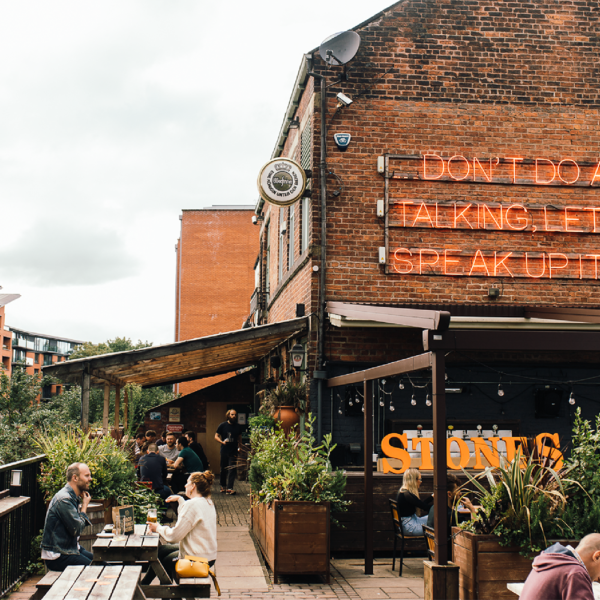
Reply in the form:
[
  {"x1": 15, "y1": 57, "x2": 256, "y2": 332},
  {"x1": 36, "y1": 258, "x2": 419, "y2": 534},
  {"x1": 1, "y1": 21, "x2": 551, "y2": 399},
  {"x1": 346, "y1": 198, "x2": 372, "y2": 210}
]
[
  {"x1": 447, "y1": 155, "x2": 471, "y2": 181},
  {"x1": 543, "y1": 206, "x2": 561, "y2": 232},
  {"x1": 435, "y1": 203, "x2": 446, "y2": 228},
  {"x1": 505, "y1": 157, "x2": 524, "y2": 183},
  {"x1": 454, "y1": 203, "x2": 474, "y2": 228},
  {"x1": 471, "y1": 437, "x2": 501, "y2": 469},
  {"x1": 397, "y1": 201, "x2": 414, "y2": 227},
  {"x1": 444, "y1": 249, "x2": 461, "y2": 275},
  {"x1": 392, "y1": 248, "x2": 413, "y2": 274},
  {"x1": 469, "y1": 249, "x2": 490, "y2": 276},
  {"x1": 419, "y1": 249, "x2": 439, "y2": 274},
  {"x1": 557, "y1": 159, "x2": 580, "y2": 184},
  {"x1": 586, "y1": 255, "x2": 600, "y2": 279},
  {"x1": 590, "y1": 162, "x2": 600, "y2": 186},
  {"x1": 447, "y1": 437, "x2": 470, "y2": 470},
  {"x1": 535, "y1": 158, "x2": 556, "y2": 184},
  {"x1": 505, "y1": 204, "x2": 529, "y2": 230},
  {"x1": 564, "y1": 207, "x2": 583, "y2": 232},
  {"x1": 423, "y1": 154, "x2": 445, "y2": 180},
  {"x1": 482, "y1": 204, "x2": 503, "y2": 230},
  {"x1": 502, "y1": 437, "x2": 528, "y2": 466},
  {"x1": 381, "y1": 433, "x2": 411, "y2": 474},
  {"x1": 494, "y1": 252, "x2": 514, "y2": 277},
  {"x1": 412, "y1": 203, "x2": 435, "y2": 228},
  {"x1": 525, "y1": 253, "x2": 546, "y2": 278},
  {"x1": 412, "y1": 438, "x2": 434, "y2": 470},
  {"x1": 584, "y1": 208, "x2": 600, "y2": 233},
  {"x1": 473, "y1": 157, "x2": 497, "y2": 182},
  {"x1": 548, "y1": 253, "x2": 568, "y2": 278},
  {"x1": 535, "y1": 433, "x2": 563, "y2": 469}
]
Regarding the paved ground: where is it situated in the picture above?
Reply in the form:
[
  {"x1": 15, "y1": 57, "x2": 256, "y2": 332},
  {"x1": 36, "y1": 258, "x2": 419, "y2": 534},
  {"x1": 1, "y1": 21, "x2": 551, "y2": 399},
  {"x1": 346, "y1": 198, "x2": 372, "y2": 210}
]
[{"x1": 5, "y1": 480, "x2": 425, "y2": 600}]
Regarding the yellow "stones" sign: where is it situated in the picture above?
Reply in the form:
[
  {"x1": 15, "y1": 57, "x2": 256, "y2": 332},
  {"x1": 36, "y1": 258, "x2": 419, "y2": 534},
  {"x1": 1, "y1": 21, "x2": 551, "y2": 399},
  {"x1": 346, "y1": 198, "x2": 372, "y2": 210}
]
[{"x1": 380, "y1": 433, "x2": 562, "y2": 474}]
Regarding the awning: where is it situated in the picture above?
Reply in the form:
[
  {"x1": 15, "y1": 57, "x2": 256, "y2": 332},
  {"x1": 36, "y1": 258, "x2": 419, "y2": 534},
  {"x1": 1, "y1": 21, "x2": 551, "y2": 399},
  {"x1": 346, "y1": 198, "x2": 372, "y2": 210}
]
[{"x1": 42, "y1": 317, "x2": 308, "y2": 388}]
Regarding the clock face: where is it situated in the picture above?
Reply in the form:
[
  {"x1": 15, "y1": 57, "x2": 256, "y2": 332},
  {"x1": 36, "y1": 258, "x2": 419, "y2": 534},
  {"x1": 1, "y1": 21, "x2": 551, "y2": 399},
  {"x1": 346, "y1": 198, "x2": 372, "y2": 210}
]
[{"x1": 257, "y1": 158, "x2": 307, "y2": 207}]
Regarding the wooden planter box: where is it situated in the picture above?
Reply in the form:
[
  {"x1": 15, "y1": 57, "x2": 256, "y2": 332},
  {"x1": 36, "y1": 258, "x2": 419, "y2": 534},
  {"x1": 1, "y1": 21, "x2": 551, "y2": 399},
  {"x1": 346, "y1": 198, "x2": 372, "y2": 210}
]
[
  {"x1": 251, "y1": 500, "x2": 330, "y2": 583},
  {"x1": 452, "y1": 529, "x2": 578, "y2": 600}
]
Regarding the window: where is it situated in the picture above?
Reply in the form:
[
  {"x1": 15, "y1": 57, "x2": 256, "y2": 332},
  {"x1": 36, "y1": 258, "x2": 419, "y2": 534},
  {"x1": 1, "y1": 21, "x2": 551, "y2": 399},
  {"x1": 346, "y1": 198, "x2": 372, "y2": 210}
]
[
  {"x1": 300, "y1": 116, "x2": 312, "y2": 254},
  {"x1": 288, "y1": 204, "x2": 295, "y2": 270},
  {"x1": 265, "y1": 221, "x2": 270, "y2": 302},
  {"x1": 35, "y1": 353, "x2": 40, "y2": 364},
  {"x1": 43, "y1": 354, "x2": 53, "y2": 366},
  {"x1": 278, "y1": 208, "x2": 285, "y2": 282}
]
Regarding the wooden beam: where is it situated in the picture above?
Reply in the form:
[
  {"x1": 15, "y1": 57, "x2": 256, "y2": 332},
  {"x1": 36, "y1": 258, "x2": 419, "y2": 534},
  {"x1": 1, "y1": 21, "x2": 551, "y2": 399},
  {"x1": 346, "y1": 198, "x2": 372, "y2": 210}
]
[
  {"x1": 103, "y1": 383, "x2": 110, "y2": 434},
  {"x1": 114, "y1": 385, "x2": 120, "y2": 433},
  {"x1": 327, "y1": 353, "x2": 432, "y2": 388},
  {"x1": 123, "y1": 388, "x2": 128, "y2": 432},
  {"x1": 363, "y1": 379, "x2": 373, "y2": 575},
  {"x1": 92, "y1": 368, "x2": 126, "y2": 387},
  {"x1": 81, "y1": 368, "x2": 90, "y2": 432}
]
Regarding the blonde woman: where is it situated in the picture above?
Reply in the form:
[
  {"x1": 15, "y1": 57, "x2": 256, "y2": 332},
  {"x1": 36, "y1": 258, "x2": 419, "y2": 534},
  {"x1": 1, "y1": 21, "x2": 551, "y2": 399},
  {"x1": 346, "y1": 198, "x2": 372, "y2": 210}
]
[{"x1": 395, "y1": 468, "x2": 433, "y2": 536}]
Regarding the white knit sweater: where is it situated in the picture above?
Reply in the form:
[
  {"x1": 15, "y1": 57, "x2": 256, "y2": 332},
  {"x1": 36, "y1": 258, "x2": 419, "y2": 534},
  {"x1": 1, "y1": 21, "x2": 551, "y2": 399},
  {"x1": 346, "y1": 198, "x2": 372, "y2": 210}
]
[{"x1": 156, "y1": 495, "x2": 217, "y2": 561}]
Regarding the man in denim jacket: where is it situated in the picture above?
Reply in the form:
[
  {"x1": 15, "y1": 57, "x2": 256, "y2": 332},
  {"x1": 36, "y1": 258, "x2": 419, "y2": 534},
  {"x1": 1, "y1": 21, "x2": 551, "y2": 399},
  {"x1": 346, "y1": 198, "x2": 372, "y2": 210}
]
[{"x1": 41, "y1": 463, "x2": 93, "y2": 571}]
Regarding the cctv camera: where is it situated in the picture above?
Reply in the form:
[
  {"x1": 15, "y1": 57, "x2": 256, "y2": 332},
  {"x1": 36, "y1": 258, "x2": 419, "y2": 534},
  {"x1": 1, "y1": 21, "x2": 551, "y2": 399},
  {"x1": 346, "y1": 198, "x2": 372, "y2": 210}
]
[
  {"x1": 336, "y1": 92, "x2": 353, "y2": 107},
  {"x1": 252, "y1": 215, "x2": 258, "y2": 225}
]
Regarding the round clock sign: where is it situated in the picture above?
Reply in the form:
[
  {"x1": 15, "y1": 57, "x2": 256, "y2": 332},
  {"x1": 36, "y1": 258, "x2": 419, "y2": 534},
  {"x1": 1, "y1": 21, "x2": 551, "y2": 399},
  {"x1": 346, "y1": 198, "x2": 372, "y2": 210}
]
[{"x1": 257, "y1": 157, "x2": 307, "y2": 207}]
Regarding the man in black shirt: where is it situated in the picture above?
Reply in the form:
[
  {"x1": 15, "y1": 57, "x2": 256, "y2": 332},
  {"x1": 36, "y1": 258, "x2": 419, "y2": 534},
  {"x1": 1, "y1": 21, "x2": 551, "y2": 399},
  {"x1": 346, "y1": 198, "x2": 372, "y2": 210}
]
[
  {"x1": 215, "y1": 410, "x2": 243, "y2": 494},
  {"x1": 139, "y1": 444, "x2": 172, "y2": 501},
  {"x1": 185, "y1": 431, "x2": 209, "y2": 470}
]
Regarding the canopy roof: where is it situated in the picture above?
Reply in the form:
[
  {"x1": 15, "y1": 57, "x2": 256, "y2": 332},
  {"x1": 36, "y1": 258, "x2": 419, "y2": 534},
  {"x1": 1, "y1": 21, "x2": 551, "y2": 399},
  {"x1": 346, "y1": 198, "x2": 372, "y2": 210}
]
[{"x1": 42, "y1": 317, "x2": 308, "y2": 388}]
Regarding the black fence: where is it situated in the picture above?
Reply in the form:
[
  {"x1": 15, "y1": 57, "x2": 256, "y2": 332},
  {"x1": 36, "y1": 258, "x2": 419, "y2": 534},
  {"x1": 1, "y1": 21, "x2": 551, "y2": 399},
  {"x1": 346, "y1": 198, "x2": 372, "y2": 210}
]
[{"x1": 0, "y1": 455, "x2": 47, "y2": 597}]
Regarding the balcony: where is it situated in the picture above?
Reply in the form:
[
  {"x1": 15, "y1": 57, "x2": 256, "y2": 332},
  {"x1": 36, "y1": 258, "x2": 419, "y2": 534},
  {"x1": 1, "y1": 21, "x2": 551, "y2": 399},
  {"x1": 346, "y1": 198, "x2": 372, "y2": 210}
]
[{"x1": 250, "y1": 289, "x2": 265, "y2": 315}]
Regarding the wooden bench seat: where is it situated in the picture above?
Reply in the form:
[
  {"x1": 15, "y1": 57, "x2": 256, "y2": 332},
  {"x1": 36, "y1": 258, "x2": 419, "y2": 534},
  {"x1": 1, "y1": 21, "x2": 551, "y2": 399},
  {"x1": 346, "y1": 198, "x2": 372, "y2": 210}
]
[
  {"x1": 32, "y1": 570, "x2": 61, "y2": 600},
  {"x1": 140, "y1": 575, "x2": 212, "y2": 598}
]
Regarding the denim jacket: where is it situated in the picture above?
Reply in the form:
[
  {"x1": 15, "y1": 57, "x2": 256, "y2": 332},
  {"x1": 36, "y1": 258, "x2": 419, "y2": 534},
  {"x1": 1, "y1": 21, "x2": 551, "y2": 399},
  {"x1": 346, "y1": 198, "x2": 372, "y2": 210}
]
[{"x1": 41, "y1": 484, "x2": 92, "y2": 555}]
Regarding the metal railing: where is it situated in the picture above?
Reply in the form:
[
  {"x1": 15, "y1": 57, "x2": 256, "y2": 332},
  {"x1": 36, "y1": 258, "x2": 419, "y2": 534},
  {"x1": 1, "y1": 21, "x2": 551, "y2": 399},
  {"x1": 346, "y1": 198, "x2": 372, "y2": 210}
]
[{"x1": 0, "y1": 455, "x2": 47, "y2": 597}]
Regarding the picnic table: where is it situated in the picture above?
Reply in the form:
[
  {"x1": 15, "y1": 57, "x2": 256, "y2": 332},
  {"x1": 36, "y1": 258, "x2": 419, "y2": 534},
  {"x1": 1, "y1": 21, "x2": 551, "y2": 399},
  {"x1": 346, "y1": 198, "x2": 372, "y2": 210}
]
[
  {"x1": 508, "y1": 581, "x2": 600, "y2": 598},
  {"x1": 92, "y1": 522, "x2": 211, "y2": 598},
  {"x1": 42, "y1": 565, "x2": 145, "y2": 600}
]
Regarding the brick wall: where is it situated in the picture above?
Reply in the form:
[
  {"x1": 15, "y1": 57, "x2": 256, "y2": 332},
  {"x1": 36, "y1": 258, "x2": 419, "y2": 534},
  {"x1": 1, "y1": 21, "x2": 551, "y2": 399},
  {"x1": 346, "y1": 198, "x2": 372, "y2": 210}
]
[{"x1": 176, "y1": 208, "x2": 259, "y2": 395}]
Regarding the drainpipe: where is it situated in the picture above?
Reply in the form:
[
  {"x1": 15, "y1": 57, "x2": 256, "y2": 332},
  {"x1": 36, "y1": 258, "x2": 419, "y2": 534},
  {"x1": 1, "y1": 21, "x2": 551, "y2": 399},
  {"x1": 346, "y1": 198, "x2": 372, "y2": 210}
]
[{"x1": 307, "y1": 58, "x2": 328, "y2": 442}]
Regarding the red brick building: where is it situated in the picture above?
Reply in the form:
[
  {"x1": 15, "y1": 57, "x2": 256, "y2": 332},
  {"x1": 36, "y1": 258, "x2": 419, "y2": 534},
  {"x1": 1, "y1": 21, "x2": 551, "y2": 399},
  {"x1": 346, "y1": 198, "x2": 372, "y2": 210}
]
[
  {"x1": 0, "y1": 294, "x2": 20, "y2": 375},
  {"x1": 251, "y1": 0, "x2": 600, "y2": 456},
  {"x1": 175, "y1": 206, "x2": 259, "y2": 395}
]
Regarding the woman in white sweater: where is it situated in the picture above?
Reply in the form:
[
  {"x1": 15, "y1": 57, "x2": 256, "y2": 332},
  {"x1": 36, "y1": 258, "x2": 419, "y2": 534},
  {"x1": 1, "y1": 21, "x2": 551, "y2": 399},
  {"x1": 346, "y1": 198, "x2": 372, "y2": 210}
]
[{"x1": 141, "y1": 470, "x2": 217, "y2": 584}]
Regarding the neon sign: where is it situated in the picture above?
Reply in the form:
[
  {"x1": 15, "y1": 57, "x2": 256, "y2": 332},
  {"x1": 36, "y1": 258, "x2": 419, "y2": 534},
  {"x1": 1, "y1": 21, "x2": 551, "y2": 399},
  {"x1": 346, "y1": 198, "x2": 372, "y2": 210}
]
[{"x1": 380, "y1": 432, "x2": 562, "y2": 474}]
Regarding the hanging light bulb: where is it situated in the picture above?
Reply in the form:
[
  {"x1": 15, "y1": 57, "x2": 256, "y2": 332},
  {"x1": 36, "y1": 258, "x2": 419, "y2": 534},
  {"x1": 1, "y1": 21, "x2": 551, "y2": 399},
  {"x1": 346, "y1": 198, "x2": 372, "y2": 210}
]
[
  {"x1": 361, "y1": 405, "x2": 365, "y2": 412},
  {"x1": 379, "y1": 398, "x2": 385, "y2": 407},
  {"x1": 355, "y1": 391, "x2": 361, "y2": 404},
  {"x1": 426, "y1": 393, "x2": 432, "y2": 407},
  {"x1": 349, "y1": 399, "x2": 353, "y2": 406},
  {"x1": 389, "y1": 401, "x2": 395, "y2": 412},
  {"x1": 569, "y1": 391, "x2": 576, "y2": 405},
  {"x1": 399, "y1": 379, "x2": 405, "y2": 390},
  {"x1": 411, "y1": 394, "x2": 416, "y2": 406},
  {"x1": 497, "y1": 383, "x2": 505, "y2": 397},
  {"x1": 381, "y1": 379, "x2": 386, "y2": 385},
  {"x1": 338, "y1": 408, "x2": 343, "y2": 415}
]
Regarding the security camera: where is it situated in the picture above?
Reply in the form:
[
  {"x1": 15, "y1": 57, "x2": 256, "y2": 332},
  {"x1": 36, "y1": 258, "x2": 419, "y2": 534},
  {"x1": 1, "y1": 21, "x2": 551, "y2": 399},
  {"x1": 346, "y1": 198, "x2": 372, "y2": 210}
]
[
  {"x1": 336, "y1": 92, "x2": 353, "y2": 107},
  {"x1": 252, "y1": 215, "x2": 258, "y2": 225}
]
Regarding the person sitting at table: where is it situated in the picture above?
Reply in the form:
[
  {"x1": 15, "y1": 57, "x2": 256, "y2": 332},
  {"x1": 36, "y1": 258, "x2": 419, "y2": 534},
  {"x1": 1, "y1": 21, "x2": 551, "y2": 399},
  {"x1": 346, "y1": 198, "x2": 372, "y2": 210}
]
[
  {"x1": 170, "y1": 436, "x2": 203, "y2": 493},
  {"x1": 159, "y1": 432, "x2": 180, "y2": 463},
  {"x1": 139, "y1": 443, "x2": 173, "y2": 501},
  {"x1": 519, "y1": 533, "x2": 600, "y2": 600},
  {"x1": 395, "y1": 467, "x2": 433, "y2": 536},
  {"x1": 426, "y1": 473, "x2": 478, "y2": 529},
  {"x1": 141, "y1": 471, "x2": 217, "y2": 585},
  {"x1": 185, "y1": 431, "x2": 210, "y2": 470}
]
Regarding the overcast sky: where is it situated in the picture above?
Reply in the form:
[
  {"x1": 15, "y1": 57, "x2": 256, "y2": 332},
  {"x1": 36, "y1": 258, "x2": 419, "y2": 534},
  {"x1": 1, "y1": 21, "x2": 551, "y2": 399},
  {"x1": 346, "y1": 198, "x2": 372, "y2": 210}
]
[{"x1": 0, "y1": 0, "x2": 394, "y2": 346}]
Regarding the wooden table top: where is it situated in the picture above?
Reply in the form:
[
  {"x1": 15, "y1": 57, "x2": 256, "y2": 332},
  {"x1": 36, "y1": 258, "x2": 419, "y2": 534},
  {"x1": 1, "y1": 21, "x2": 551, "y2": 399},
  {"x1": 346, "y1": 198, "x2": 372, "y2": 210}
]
[
  {"x1": 43, "y1": 565, "x2": 143, "y2": 600},
  {"x1": 0, "y1": 496, "x2": 30, "y2": 519},
  {"x1": 93, "y1": 523, "x2": 159, "y2": 550}
]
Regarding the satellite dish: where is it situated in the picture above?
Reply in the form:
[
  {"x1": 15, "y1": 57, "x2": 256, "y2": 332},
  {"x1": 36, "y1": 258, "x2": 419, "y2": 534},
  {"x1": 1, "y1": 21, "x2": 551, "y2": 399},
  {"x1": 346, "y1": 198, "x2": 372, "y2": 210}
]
[{"x1": 319, "y1": 31, "x2": 361, "y2": 66}]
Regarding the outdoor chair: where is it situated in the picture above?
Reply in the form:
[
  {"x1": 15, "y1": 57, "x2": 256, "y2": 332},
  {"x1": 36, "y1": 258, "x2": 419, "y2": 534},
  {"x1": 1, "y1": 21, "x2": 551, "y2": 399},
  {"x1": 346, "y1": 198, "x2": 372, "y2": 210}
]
[
  {"x1": 389, "y1": 498, "x2": 408, "y2": 576},
  {"x1": 423, "y1": 525, "x2": 436, "y2": 561}
]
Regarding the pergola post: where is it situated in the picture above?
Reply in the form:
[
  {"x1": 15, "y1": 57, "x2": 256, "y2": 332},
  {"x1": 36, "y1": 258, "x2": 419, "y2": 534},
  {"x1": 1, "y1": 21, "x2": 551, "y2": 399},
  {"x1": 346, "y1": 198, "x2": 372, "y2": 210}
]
[
  {"x1": 114, "y1": 385, "x2": 121, "y2": 434},
  {"x1": 123, "y1": 387, "x2": 128, "y2": 432},
  {"x1": 81, "y1": 367, "x2": 90, "y2": 432},
  {"x1": 103, "y1": 383, "x2": 110, "y2": 434},
  {"x1": 364, "y1": 379, "x2": 374, "y2": 575},
  {"x1": 432, "y1": 350, "x2": 448, "y2": 565}
]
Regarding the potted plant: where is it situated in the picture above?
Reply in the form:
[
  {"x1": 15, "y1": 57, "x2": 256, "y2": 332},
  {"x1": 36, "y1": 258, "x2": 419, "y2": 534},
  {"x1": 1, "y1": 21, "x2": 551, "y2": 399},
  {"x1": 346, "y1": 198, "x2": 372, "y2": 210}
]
[
  {"x1": 248, "y1": 417, "x2": 350, "y2": 583},
  {"x1": 259, "y1": 380, "x2": 306, "y2": 434},
  {"x1": 453, "y1": 447, "x2": 574, "y2": 599}
]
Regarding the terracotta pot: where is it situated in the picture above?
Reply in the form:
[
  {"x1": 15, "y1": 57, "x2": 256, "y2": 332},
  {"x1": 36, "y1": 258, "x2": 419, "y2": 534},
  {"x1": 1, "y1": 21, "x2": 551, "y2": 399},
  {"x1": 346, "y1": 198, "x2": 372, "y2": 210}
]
[{"x1": 272, "y1": 406, "x2": 300, "y2": 434}]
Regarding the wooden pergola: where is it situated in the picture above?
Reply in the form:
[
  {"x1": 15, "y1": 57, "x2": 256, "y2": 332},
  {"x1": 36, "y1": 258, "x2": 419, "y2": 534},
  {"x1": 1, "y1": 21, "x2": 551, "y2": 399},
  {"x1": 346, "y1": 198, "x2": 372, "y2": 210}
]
[
  {"x1": 325, "y1": 305, "x2": 600, "y2": 572},
  {"x1": 43, "y1": 317, "x2": 309, "y2": 432}
]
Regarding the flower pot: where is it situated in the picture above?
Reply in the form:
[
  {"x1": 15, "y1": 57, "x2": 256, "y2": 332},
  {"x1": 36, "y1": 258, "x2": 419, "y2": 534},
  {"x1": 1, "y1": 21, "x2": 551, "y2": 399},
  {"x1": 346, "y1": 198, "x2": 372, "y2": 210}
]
[
  {"x1": 272, "y1": 406, "x2": 300, "y2": 435},
  {"x1": 252, "y1": 500, "x2": 330, "y2": 583}
]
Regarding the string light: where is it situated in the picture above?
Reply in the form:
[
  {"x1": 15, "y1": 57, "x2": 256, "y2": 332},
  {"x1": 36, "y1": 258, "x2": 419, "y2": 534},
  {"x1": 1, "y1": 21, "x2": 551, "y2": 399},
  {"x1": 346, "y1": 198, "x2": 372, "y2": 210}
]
[
  {"x1": 337, "y1": 394, "x2": 343, "y2": 415},
  {"x1": 379, "y1": 397, "x2": 385, "y2": 407},
  {"x1": 411, "y1": 394, "x2": 417, "y2": 406},
  {"x1": 399, "y1": 378, "x2": 405, "y2": 390},
  {"x1": 389, "y1": 401, "x2": 395, "y2": 412},
  {"x1": 569, "y1": 391, "x2": 576, "y2": 405},
  {"x1": 497, "y1": 382, "x2": 505, "y2": 397},
  {"x1": 425, "y1": 393, "x2": 432, "y2": 407}
]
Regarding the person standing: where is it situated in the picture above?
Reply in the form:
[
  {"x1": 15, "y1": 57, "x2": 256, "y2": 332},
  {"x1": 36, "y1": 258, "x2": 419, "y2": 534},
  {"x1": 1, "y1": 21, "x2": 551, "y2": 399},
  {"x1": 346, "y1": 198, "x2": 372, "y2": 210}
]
[
  {"x1": 41, "y1": 462, "x2": 93, "y2": 571},
  {"x1": 214, "y1": 410, "x2": 242, "y2": 495},
  {"x1": 185, "y1": 431, "x2": 209, "y2": 470}
]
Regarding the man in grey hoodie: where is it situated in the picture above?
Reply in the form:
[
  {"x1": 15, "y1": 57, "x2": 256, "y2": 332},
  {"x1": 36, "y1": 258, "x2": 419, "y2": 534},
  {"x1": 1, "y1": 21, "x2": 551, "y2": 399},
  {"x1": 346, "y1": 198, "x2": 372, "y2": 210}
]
[{"x1": 520, "y1": 533, "x2": 600, "y2": 600}]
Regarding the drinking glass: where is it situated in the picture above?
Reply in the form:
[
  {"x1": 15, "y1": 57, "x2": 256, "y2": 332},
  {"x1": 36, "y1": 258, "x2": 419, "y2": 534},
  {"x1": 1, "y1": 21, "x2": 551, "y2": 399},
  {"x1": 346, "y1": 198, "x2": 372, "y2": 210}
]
[
  {"x1": 147, "y1": 508, "x2": 157, "y2": 524},
  {"x1": 113, "y1": 518, "x2": 126, "y2": 541}
]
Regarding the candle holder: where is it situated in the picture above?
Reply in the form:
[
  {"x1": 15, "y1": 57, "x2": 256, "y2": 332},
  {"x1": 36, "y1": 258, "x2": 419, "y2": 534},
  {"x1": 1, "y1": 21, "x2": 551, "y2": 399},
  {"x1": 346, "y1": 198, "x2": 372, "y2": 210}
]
[{"x1": 9, "y1": 469, "x2": 22, "y2": 497}]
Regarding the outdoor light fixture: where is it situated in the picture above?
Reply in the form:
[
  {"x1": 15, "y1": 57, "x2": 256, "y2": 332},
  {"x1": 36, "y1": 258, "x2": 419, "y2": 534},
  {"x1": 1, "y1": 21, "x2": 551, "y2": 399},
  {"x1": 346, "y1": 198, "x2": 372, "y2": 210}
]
[
  {"x1": 290, "y1": 344, "x2": 305, "y2": 369},
  {"x1": 425, "y1": 393, "x2": 432, "y2": 407},
  {"x1": 569, "y1": 391, "x2": 576, "y2": 405},
  {"x1": 289, "y1": 116, "x2": 300, "y2": 129},
  {"x1": 498, "y1": 382, "x2": 505, "y2": 397},
  {"x1": 9, "y1": 469, "x2": 22, "y2": 497},
  {"x1": 411, "y1": 394, "x2": 416, "y2": 406}
]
